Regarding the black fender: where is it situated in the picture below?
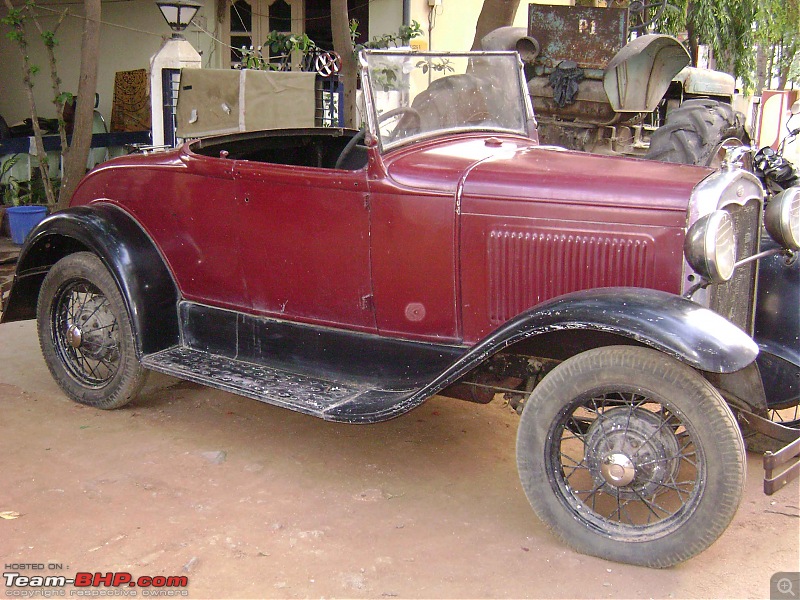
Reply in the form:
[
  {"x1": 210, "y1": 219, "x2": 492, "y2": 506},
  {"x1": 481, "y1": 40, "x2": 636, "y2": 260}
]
[
  {"x1": 459, "y1": 287, "x2": 757, "y2": 374},
  {"x1": 328, "y1": 287, "x2": 759, "y2": 422},
  {"x1": 0, "y1": 204, "x2": 180, "y2": 356},
  {"x1": 754, "y1": 235, "x2": 800, "y2": 409}
]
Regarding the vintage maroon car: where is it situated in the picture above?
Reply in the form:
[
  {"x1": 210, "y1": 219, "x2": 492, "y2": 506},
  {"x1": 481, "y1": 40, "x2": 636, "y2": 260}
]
[{"x1": 3, "y1": 51, "x2": 799, "y2": 568}]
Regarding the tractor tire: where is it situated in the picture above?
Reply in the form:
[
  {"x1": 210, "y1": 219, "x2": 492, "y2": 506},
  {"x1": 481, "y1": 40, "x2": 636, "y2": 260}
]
[{"x1": 646, "y1": 99, "x2": 749, "y2": 167}]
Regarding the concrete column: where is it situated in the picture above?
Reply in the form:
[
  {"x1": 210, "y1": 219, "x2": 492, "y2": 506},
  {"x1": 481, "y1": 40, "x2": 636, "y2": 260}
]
[{"x1": 150, "y1": 38, "x2": 202, "y2": 146}]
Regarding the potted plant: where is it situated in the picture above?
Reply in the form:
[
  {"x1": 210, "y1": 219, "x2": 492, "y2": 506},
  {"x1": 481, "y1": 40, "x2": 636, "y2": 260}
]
[{"x1": 1, "y1": 154, "x2": 50, "y2": 244}]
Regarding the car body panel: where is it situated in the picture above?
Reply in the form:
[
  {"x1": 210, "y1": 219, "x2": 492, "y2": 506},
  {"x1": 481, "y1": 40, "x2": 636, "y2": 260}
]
[
  {"x1": 755, "y1": 235, "x2": 800, "y2": 409},
  {"x1": 70, "y1": 152, "x2": 248, "y2": 312},
  {"x1": 232, "y1": 160, "x2": 375, "y2": 330},
  {"x1": 372, "y1": 134, "x2": 709, "y2": 343}
]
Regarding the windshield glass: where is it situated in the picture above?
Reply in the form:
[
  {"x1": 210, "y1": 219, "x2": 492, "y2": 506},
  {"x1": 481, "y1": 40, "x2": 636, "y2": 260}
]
[{"x1": 361, "y1": 51, "x2": 531, "y2": 150}]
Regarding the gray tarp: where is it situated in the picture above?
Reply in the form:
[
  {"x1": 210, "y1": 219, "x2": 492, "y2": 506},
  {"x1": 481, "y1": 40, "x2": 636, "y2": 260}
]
[{"x1": 176, "y1": 69, "x2": 316, "y2": 138}]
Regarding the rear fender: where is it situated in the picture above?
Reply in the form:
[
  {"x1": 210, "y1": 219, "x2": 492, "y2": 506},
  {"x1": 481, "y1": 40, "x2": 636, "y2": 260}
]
[
  {"x1": 604, "y1": 34, "x2": 690, "y2": 112},
  {"x1": 1, "y1": 204, "x2": 180, "y2": 356},
  {"x1": 672, "y1": 66, "x2": 736, "y2": 101}
]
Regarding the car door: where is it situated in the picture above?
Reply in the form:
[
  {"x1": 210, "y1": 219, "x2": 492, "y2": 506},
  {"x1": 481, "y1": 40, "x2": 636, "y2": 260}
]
[
  {"x1": 233, "y1": 160, "x2": 376, "y2": 332},
  {"x1": 368, "y1": 180, "x2": 461, "y2": 344}
]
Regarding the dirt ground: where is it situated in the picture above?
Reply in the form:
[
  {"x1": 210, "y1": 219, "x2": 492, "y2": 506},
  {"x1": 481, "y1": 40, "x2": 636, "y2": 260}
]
[{"x1": 0, "y1": 300, "x2": 798, "y2": 598}]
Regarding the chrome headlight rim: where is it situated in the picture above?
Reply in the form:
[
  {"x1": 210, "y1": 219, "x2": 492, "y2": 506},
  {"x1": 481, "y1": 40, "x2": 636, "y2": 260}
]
[
  {"x1": 764, "y1": 186, "x2": 800, "y2": 251},
  {"x1": 684, "y1": 210, "x2": 736, "y2": 283}
]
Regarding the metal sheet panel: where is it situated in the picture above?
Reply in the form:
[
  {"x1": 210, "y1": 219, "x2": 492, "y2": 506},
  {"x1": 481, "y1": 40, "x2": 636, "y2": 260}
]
[
  {"x1": 528, "y1": 5, "x2": 629, "y2": 69},
  {"x1": 487, "y1": 227, "x2": 653, "y2": 324}
]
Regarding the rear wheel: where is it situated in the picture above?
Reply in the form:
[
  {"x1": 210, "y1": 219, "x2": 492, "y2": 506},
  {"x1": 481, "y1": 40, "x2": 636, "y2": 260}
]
[
  {"x1": 646, "y1": 99, "x2": 749, "y2": 167},
  {"x1": 516, "y1": 346, "x2": 745, "y2": 567},
  {"x1": 37, "y1": 252, "x2": 147, "y2": 409}
]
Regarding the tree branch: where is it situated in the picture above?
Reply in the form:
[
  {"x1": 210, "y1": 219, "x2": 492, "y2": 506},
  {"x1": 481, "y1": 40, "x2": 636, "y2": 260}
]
[
  {"x1": 31, "y1": 8, "x2": 70, "y2": 158},
  {"x1": 2, "y1": 0, "x2": 56, "y2": 206}
]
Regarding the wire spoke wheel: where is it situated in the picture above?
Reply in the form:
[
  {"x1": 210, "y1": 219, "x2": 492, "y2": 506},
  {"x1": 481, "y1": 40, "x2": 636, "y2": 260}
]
[
  {"x1": 553, "y1": 391, "x2": 703, "y2": 535},
  {"x1": 52, "y1": 280, "x2": 120, "y2": 387},
  {"x1": 517, "y1": 346, "x2": 745, "y2": 567},
  {"x1": 37, "y1": 252, "x2": 147, "y2": 409}
]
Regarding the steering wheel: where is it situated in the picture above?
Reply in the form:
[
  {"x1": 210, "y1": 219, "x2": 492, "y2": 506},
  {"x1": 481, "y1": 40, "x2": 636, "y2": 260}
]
[
  {"x1": 626, "y1": 0, "x2": 668, "y2": 33},
  {"x1": 378, "y1": 106, "x2": 422, "y2": 142},
  {"x1": 334, "y1": 128, "x2": 366, "y2": 170}
]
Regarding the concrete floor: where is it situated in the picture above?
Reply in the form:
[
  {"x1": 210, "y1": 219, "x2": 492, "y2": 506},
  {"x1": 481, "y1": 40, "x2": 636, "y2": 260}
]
[{"x1": 0, "y1": 243, "x2": 798, "y2": 598}]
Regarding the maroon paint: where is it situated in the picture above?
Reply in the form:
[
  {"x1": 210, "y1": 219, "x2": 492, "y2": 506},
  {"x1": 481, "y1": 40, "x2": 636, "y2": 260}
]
[
  {"x1": 70, "y1": 131, "x2": 710, "y2": 347},
  {"x1": 233, "y1": 160, "x2": 375, "y2": 330}
]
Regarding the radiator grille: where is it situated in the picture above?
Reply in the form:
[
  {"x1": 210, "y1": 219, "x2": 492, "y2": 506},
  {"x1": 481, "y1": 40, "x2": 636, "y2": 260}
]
[
  {"x1": 709, "y1": 199, "x2": 760, "y2": 333},
  {"x1": 487, "y1": 229, "x2": 652, "y2": 324}
]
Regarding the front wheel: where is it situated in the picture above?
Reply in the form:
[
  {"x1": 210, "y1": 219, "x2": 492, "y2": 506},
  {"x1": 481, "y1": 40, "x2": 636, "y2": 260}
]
[
  {"x1": 37, "y1": 252, "x2": 147, "y2": 409},
  {"x1": 517, "y1": 346, "x2": 745, "y2": 568}
]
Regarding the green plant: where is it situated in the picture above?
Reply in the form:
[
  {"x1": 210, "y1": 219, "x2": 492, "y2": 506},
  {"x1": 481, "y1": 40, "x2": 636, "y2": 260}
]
[
  {"x1": 0, "y1": 155, "x2": 32, "y2": 206},
  {"x1": 353, "y1": 20, "x2": 423, "y2": 53},
  {"x1": 370, "y1": 57, "x2": 455, "y2": 92},
  {"x1": 261, "y1": 31, "x2": 317, "y2": 70},
  {"x1": 351, "y1": 20, "x2": 427, "y2": 91},
  {"x1": 415, "y1": 58, "x2": 455, "y2": 75},
  {"x1": 237, "y1": 32, "x2": 319, "y2": 71},
  {"x1": 238, "y1": 46, "x2": 269, "y2": 70},
  {"x1": 1, "y1": 1, "x2": 86, "y2": 210}
]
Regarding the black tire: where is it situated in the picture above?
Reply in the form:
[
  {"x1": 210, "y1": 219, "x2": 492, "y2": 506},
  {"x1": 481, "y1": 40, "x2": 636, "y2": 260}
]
[
  {"x1": 37, "y1": 252, "x2": 147, "y2": 409},
  {"x1": 646, "y1": 99, "x2": 749, "y2": 167},
  {"x1": 517, "y1": 346, "x2": 745, "y2": 568}
]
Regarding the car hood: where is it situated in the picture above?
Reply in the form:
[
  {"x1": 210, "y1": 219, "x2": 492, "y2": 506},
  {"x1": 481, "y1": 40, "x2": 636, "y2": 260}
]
[{"x1": 384, "y1": 134, "x2": 709, "y2": 217}]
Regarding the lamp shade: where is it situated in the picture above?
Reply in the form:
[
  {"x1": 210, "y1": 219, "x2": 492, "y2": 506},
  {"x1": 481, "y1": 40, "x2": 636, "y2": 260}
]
[{"x1": 156, "y1": 0, "x2": 202, "y2": 33}]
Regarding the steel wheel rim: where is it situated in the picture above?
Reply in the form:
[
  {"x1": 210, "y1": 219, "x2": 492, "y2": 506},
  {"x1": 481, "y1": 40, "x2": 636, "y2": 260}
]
[
  {"x1": 51, "y1": 279, "x2": 120, "y2": 388},
  {"x1": 546, "y1": 389, "x2": 706, "y2": 540}
]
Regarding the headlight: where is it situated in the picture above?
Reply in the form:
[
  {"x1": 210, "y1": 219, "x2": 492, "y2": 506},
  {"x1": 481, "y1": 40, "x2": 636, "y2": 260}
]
[
  {"x1": 764, "y1": 186, "x2": 800, "y2": 250},
  {"x1": 684, "y1": 210, "x2": 736, "y2": 283}
]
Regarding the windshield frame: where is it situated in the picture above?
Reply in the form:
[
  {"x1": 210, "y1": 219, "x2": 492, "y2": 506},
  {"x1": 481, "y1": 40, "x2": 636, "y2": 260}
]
[{"x1": 359, "y1": 50, "x2": 537, "y2": 153}]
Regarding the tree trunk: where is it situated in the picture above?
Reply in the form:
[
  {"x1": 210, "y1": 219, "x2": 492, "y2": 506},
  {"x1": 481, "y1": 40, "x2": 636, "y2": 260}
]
[
  {"x1": 57, "y1": 0, "x2": 101, "y2": 210},
  {"x1": 755, "y1": 43, "x2": 768, "y2": 93},
  {"x1": 331, "y1": 0, "x2": 357, "y2": 129},
  {"x1": 470, "y1": 0, "x2": 522, "y2": 51},
  {"x1": 767, "y1": 43, "x2": 775, "y2": 88},
  {"x1": 778, "y1": 38, "x2": 797, "y2": 90},
  {"x1": 686, "y1": 2, "x2": 699, "y2": 68}
]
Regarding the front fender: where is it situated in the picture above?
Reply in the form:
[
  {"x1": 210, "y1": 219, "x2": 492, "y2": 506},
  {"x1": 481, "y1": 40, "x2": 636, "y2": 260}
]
[
  {"x1": 1, "y1": 204, "x2": 180, "y2": 356},
  {"x1": 754, "y1": 236, "x2": 800, "y2": 408},
  {"x1": 328, "y1": 287, "x2": 758, "y2": 422},
  {"x1": 475, "y1": 287, "x2": 758, "y2": 374}
]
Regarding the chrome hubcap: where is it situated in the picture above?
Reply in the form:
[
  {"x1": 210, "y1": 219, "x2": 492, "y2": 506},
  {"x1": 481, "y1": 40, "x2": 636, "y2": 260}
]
[
  {"x1": 67, "y1": 324, "x2": 83, "y2": 349},
  {"x1": 600, "y1": 452, "x2": 636, "y2": 487},
  {"x1": 584, "y1": 405, "x2": 681, "y2": 499}
]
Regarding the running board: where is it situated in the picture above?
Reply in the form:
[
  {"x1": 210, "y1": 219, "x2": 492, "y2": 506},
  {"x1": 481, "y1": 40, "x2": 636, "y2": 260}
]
[{"x1": 141, "y1": 346, "x2": 416, "y2": 423}]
